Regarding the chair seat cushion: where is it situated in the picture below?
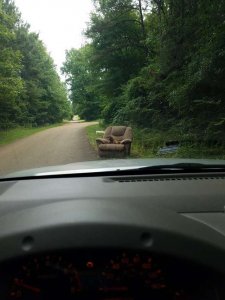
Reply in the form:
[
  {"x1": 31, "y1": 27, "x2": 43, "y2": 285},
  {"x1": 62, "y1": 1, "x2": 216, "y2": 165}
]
[{"x1": 99, "y1": 143, "x2": 125, "y2": 151}]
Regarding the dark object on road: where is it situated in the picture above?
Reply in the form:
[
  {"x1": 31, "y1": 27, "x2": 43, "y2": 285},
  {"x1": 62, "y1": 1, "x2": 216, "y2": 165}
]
[
  {"x1": 96, "y1": 126, "x2": 132, "y2": 158},
  {"x1": 158, "y1": 141, "x2": 180, "y2": 155}
]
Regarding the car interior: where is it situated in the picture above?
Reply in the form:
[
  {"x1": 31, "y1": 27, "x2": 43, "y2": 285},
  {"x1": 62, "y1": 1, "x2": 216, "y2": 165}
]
[{"x1": 0, "y1": 170, "x2": 225, "y2": 299}]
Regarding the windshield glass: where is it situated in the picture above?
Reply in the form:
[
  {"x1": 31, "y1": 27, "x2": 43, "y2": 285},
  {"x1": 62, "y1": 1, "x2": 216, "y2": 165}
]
[{"x1": 0, "y1": 0, "x2": 225, "y2": 177}]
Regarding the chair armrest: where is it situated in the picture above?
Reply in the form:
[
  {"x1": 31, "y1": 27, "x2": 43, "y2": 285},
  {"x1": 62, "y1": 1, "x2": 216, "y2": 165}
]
[
  {"x1": 96, "y1": 138, "x2": 110, "y2": 144},
  {"x1": 121, "y1": 139, "x2": 132, "y2": 144}
]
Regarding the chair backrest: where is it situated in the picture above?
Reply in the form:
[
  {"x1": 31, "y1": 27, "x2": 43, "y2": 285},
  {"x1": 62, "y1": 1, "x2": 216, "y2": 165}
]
[{"x1": 104, "y1": 126, "x2": 132, "y2": 142}]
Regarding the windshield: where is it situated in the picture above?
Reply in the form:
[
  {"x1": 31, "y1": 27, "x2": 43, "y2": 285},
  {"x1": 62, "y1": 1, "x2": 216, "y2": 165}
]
[{"x1": 0, "y1": 0, "x2": 225, "y2": 177}]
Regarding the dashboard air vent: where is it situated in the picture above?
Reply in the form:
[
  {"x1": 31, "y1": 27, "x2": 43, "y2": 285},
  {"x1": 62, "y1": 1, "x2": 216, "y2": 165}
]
[{"x1": 107, "y1": 175, "x2": 225, "y2": 183}]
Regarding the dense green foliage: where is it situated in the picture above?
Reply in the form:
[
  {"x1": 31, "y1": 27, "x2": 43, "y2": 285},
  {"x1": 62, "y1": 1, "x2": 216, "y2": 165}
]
[
  {"x1": 0, "y1": 0, "x2": 71, "y2": 129},
  {"x1": 63, "y1": 0, "x2": 225, "y2": 143},
  {"x1": 62, "y1": 45, "x2": 100, "y2": 121}
]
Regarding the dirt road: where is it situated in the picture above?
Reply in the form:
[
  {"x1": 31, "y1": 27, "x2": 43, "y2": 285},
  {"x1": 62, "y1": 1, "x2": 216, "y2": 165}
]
[{"x1": 0, "y1": 122, "x2": 98, "y2": 175}]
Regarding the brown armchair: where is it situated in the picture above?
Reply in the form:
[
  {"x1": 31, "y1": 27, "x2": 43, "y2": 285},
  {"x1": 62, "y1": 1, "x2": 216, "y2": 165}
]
[{"x1": 96, "y1": 126, "x2": 132, "y2": 158}]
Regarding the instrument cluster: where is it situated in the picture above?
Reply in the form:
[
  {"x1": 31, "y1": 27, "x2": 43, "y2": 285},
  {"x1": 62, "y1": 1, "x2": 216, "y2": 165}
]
[{"x1": 0, "y1": 250, "x2": 224, "y2": 300}]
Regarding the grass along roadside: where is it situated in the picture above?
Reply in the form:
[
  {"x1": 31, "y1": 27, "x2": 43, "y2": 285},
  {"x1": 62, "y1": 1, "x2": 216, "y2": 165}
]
[
  {"x1": 132, "y1": 128, "x2": 225, "y2": 159},
  {"x1": 86, "y1": 124, "x2": 225, "y2": 159},
  {"x1": 86, "y1": 123, "x2": 102, "y2": 151},
  {"x1": 0, "y1": 123, "x2": 64, "y2": 146}
]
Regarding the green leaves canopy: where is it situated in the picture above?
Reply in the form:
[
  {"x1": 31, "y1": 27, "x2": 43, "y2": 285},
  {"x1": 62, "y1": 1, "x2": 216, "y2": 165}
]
[
  {"x1": 0, "y1": 0, "x2": 71, "y2": 129},
  {"x1": 62, "y1": 45, "x2": 100, "y2": 121}
]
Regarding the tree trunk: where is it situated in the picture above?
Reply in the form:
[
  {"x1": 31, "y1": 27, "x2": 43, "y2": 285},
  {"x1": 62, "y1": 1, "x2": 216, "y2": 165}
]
[{"x1": 137, "y1": 0, "x2": 146, "y2": 38}]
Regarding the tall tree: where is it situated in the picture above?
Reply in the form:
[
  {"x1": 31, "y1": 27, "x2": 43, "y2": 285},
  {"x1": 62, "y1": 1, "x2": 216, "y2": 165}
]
[
  {"x1": 0, "y1": 0, "x2": 23, "y2": 128},
  {"x1": 15, "y1": 24, "x2": 71, "y2": 125},
  {"x1": 62, "y1": 45, "x2": 100, "y2": 121},
  {"x1": 0, "y1": 0, "x2": 71, "y2": 128},
  {"x1": 84, "y1": 0, "x2": 148, "y2": 122}
]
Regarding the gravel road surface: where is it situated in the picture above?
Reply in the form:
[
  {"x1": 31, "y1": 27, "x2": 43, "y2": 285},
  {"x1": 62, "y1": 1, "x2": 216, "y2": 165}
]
[{"x1": 0, "y1": 122, "x2": 98, "y2": 175}]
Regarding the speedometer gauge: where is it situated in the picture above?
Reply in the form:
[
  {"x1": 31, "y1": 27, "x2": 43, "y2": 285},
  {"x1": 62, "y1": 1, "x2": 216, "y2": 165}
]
[{"x1": 8, "y1": 255, "x2": 80, "y2": 299}]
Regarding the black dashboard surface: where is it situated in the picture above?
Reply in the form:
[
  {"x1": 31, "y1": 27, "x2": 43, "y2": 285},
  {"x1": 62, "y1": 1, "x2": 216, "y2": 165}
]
[{"x1": 1, "y1": 174, "x2": 225, "y2": 214}]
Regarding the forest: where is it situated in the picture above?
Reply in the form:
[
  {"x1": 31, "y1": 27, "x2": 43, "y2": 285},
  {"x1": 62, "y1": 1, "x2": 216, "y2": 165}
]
[
  {"x1": 63, "y1": 0, "x2": 225, "y2": 145},
  {"x1": 1, "y1": 0, "x2": 225, "y2": 149},
  {"x1": 0, "y1": 0, "x2": 71, "y2": 129}
]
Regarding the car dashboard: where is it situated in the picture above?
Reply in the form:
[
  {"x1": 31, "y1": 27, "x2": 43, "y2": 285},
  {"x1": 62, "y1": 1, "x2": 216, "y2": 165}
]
[{"x1": 0, "y1": 172, "x2": 225, "y2": 299}]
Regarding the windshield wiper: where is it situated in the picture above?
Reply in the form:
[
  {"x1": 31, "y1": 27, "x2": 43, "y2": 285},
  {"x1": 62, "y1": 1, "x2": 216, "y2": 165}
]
[{"x1": 137, "y1": 163, "x2": 225, "y2": 172}]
